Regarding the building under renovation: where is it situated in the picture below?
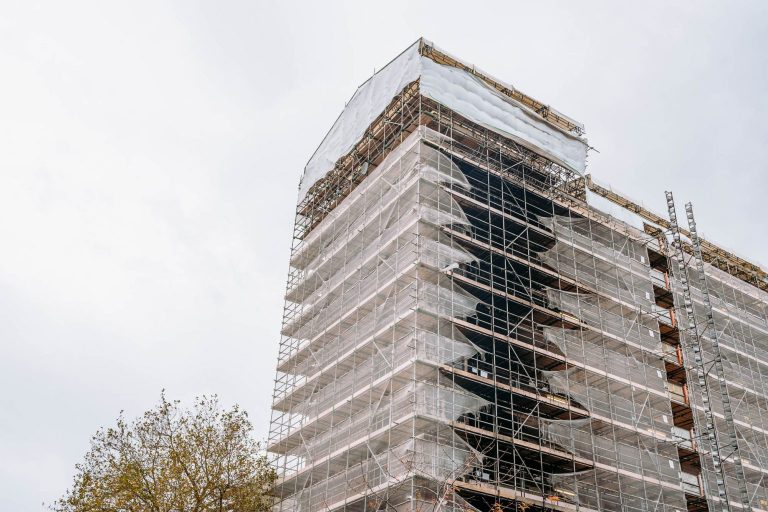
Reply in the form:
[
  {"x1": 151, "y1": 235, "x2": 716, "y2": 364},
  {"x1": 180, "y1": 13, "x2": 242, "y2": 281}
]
[{"x1": 267, "y1": 39, "x2": 768, "y2": 512}]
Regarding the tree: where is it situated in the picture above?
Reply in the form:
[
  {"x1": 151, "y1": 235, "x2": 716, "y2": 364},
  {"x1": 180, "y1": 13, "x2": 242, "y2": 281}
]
[{"x1": 52, "y1": 393, "x2": 276, "y2": 512}]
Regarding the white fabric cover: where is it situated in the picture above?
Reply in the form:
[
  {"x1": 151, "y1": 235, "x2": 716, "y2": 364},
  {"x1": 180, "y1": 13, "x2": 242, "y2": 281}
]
[{"x1": 301, "y1": 40, "x2": 587, "y2": 200}]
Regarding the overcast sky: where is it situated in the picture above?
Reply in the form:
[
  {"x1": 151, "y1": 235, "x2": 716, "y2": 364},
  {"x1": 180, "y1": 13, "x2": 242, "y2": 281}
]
[{"x1": 1, "y1": 1, "x2": 767, "y2": 509}]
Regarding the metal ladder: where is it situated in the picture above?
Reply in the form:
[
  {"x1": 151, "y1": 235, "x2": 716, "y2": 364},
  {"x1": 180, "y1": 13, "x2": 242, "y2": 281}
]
[{"x1": 666, "y1": 191, "x2": 751, "y2": 511}]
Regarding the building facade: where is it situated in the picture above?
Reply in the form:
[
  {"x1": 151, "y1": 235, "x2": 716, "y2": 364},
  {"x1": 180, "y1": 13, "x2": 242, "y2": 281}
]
[{"x1": 268, "y1": 39, "x2": 768, "y2": 512}]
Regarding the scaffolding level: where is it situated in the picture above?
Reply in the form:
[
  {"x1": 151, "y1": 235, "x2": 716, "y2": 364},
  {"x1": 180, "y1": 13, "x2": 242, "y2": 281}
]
[{"x1": 268, "y1": 39, "x2": 768, "y2": 512}]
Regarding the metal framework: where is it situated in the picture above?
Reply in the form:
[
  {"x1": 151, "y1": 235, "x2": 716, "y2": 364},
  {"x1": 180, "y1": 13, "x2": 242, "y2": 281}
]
[
  {"x1": 684, "y1": 202, "x2": 751, "y2": 511},
  {"x1": 268, "y1": 43, "x2": 768, "y2": 512}
]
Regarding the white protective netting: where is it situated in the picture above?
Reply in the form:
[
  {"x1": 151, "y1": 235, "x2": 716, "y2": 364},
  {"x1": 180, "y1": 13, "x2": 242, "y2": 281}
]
[
  {"x1": 300, "y1": 39, "x2": 587, "y2": 201},
  {"x1": 271, "y1": 127, "x2": 489, "y2": 511},
  {"x1": 546, "y1": 289, "x2": 662, "y2": 352},
  {"x1": 542, "y1": 327, "x2": 668, "y2": 396},
  {"x1": 290, "y1": 433, "x2": 482, "y2": 512},
  {"x1": 667, "y1": 252, "x2": 768, "y2": 510},
  {"x1": 539, "y1": 239, "x2": 655, "y2": 309},
  {"x1": 538, "y1": 215, "x2": 652, "y2": 275},
  {"x1": 550, "y1": 468, "x2": 688, "y2": 512},
  {"x1": 541, "y1": 419, "x2": 680, "y2": 482},
  {"x1": 539, "y1": 214, "x2": 687, "y2": 512},
  {"x1": 542, "y1": 367, "x2": 672, "y2": 434},
  {"x1": 275, "y1": 322, "x2": 478, "y2": 418},
  {"x1": 286, "y1": 382, "x2": 488, "y2": 467}
]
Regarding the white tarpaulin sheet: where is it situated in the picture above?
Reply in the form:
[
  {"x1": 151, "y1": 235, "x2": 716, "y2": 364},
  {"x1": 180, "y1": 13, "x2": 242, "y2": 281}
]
[
  {"x1": 585, "y1": 188, "x2": 647, "y2": 231},
  {"x1": 300, "y1": 40, "x2": 588, "y2": 201}
]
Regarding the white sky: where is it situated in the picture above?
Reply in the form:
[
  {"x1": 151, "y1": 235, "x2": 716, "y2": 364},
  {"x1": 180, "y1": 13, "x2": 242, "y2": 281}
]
[{"x1": 1, "y1": 1, "x2": 766, "y2": 509}]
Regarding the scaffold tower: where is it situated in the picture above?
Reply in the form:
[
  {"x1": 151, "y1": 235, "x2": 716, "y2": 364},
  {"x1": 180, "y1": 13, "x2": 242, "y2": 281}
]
[{"x1": 268, "y1": 38, "x2": 768, "y2": 512}]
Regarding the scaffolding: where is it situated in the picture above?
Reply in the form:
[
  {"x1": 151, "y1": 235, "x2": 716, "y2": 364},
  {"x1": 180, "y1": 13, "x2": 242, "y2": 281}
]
[{"x1": 268, "y1": 39, "x2": 768, "y2": 512}]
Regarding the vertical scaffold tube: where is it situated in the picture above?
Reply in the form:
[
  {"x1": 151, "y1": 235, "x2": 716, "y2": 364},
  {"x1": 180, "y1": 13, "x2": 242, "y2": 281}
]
[
  {"x1": 665, "y1": 191, "x2": 732, "y2": 511},
  {"x1": 685, "y1": 201, "x2": 752, "y2": 512}
]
